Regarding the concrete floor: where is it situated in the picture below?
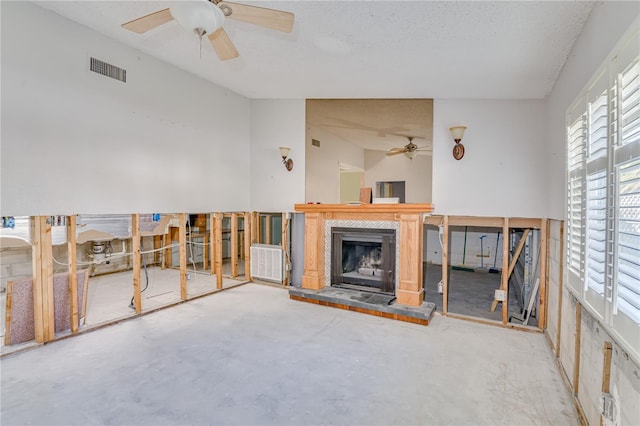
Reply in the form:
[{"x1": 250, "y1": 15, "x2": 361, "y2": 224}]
[
  {"x1": 424, "y1": 263, "x2": 534, "y2": 325},
  {"x1": 84, "y1": 264, "x2": 247, "y2": 326},
  {"x1": 1, "y1": 284, "x2": 578, "y2": 426},
  {"x1": 0, "y1": 260, "x2": 248, "y2": 353}
]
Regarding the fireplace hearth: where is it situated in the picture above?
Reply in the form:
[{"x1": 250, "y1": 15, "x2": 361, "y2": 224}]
[{"x1": 331, "y1": 227, "x2": 395, "y2": 294}]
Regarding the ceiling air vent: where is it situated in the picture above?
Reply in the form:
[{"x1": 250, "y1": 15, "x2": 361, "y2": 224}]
[
  {"x1": 90, "y1": 57, "x2": 126, "y2": 83},
  {"x1": 311, "y1": 139, "x2": 321, "y2": 147}
]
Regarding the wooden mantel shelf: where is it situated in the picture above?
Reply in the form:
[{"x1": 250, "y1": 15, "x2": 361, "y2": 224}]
[{"x1": 294, "y1": 203, "x2": 434, "y2": 214}]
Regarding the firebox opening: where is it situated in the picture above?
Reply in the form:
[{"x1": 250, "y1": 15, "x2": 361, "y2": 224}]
[{"x1": 331, "y1": 227, "x2": 395, "y2": 294}]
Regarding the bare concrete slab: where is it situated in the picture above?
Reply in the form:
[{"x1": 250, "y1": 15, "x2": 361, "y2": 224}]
[{"x1": 0, "y1": 283, "x2": 579, "y2": 425}]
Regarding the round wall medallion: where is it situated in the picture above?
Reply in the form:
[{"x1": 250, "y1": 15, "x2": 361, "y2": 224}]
[{"x1": 453, "y1": 143, "x2": 465, "y2": 160}]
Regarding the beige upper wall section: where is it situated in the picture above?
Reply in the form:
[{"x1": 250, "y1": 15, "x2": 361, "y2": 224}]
[{"x1": 306, "y1": 99, "x2": 433, "y2": 203}]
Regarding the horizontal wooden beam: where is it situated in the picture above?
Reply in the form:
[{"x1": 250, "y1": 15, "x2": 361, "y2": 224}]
[
  {"x1": 426, "y1": 215, "x2": 543, "y2": 229},
  {"x1": 447, "y1": 216, "x2": 505, "y2": 228}
]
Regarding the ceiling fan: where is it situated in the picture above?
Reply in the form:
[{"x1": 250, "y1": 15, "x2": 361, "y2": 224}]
[
  {"x1": 386, "y1": 137, "x2": 430, "y2": 159},
  {"x1": 121, "y1": 0, "x2": 294, "y2": 61}
]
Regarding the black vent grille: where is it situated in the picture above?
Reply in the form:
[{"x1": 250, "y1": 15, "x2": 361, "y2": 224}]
[{"x1": 90, "y1": 57, "x2": 126, "y2": 82}]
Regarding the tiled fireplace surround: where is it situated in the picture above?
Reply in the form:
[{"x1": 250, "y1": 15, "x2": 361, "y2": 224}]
[{"x1": 294, "y1": 204, "x2": 434, "y2": 307}]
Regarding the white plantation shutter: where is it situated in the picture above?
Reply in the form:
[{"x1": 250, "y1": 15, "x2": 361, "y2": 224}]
[
  {"x1": 620, "y1": 60, "x2": 640, "y2": 147},
  {"x1": 588, "y1": 88, "x2": 608, "y2": 159},
  {"x1": 615, "y1": 159, "x2": 640, "y2": 322},
  {"x1": 566, "y1": 21, "x2": 639, "y2": 360},
  {"x1": 586, "y1": 170, "x2": 607, "y2": 295},
  {"x1": 584, "y1": 71, "x2": 610, "y2": 301},
  {"x1": 567, "y1": 102, "x2": 586, "y2": 288},
  {"x1": 568, "y1": 176, "x2": 583, "y2": 274}
]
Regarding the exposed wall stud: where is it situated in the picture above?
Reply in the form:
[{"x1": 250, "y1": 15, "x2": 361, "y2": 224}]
[
  {"x1": 32, "y1": 216, "x2": 55, "y2": 342},
  {"x1": 67, "y1": 215, "x2": 79, "y2": 332},
  {"x1": 442, "y1": 216, "x2": 449, "y2": 314},
  {"x1": 131, "y1": 214, "x2": 142, "y2": 313},
  {"x1": 231, "y1": 213, "x2": 238, "y2": 278},
  {"x1": 178, "y1": 213, "x2": 187, "y2": 300},
  {"x1": 244, "y1": 212, "x2": 252, "y2": 281},
  {"x1": 215, "y1": 213, "x2": 223, "y2": 289}
]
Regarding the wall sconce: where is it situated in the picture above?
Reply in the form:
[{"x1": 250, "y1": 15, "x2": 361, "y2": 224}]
[
  {"x1": 449, "y1": 126, "x2": 467, "y2": 160},
  {"x1": 279, "y1": 146, "x2": 293, "y2": 171}
]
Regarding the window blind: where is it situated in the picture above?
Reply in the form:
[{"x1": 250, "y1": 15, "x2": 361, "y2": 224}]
[
  {"x1": 621, "y1": 60, "x2": 640, "y2": 146},
  {"x1": 615, "y1": 159, "x2": 640, "y2": 322},
  {"x1": 586, "y1": 170, "x2": 607, "y2": 295}
]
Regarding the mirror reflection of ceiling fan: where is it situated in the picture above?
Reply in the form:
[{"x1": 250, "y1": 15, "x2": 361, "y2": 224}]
[
  {"x1": 386, "y1": 137, "x2": 430, "y2": 159},
  {"x1": 121, "y1": 0, "x2": 294, "y2": 61}
]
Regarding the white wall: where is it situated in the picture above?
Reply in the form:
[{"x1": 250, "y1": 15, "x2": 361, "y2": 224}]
[
  {"x1": 432, "y1": 100, "x2": 547, "y2": 217},
  {"x1": 305, "y1": 126, "x2": 364, "y2": 204},
  {"x1": 543, "y1": 4, "x2": 640, "y2": 424},
  {"x1": 364, "y1": 150, "x2": 432, "y2": 203},
  {"x1": 249, "y1": 99, "x2": 306, "y2": 212},
  {"x1": 545, "y1": 2, "x2": 639, "y2": 218},
  {"x1": 1, "y1": 2, "x2": 251, "y2": 215}
]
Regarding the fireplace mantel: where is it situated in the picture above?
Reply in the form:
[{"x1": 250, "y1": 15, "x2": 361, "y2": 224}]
[{"x1": 294, "y1": 203, "x2": 434, "y2": 307}]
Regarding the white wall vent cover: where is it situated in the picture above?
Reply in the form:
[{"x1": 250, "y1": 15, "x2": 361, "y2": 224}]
[
  {"x1": 90, "y1": 57, "x2": 126, "y2": 82},
  {"x1": 250, "y1": 244, "x2": 283, "y2": 283}
]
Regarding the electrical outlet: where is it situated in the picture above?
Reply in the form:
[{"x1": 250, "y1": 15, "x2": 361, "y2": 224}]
[{"x1": 601, "y1": 393, "x2": 615, "y2": 421}]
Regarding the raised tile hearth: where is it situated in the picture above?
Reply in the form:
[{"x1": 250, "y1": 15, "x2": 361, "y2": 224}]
[{"x1": 289, "y1": 286, "x2": 437, "y2": 326}]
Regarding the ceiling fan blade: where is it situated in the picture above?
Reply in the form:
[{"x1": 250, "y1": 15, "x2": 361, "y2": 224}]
[
  {"x1": 122, "y1": 8, "x2": 174, "y2": 34},
  {"x1": 220, "y1": 2, "x2": 294, "y2": 33},
  {"x1": 208, "y1": 28, "x2": 239, "y2": 61},
  {"x1": 386, "y1": 150, "x2": 407, "y2": 156}
]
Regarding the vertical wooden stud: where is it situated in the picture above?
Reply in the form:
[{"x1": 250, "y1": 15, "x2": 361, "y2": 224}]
[
  {"x1": 282, "y1": 213, "x2": 289, "y2": 286},
  {"x1": 602, "y1": 341, "x2": 613, "y2": 392},
  {"x1": 210, "y1": 213, "x2": 216, "y2": 275},
  {"x1": 251, "y1": 212, "x2": 260, "y2": 245},
  {"x1": 67, "y1": 215, "x2": 79, "y2": 333},
  {"x1": 555, "y1": 222, "x2": 565, "y2": 357},
  {"x1": 539, "y1": 219, "x2": 549, "y2": 330},
  {"x1": 131, "y1": 214, "x2": 142, "y2": 314},
  {"x1": 215, "y1": 213, "x2": 223, "y2": 289},
  {"x1": 442, "y1": 216, "x2": 449, "y2": 314},
  {"x1": 32, "y1": 216, "x2": 55, "y2": 343},
  {"x1": 202, "y1": 234, "x2": 209, "y2": 271},
  {"x1": 153, "y1": 235, "x2": 160, "y2": 265},
  {"x1": 4, "y1": 282, "x2": 13, "y2": 345},
  {"x1": 265, "y1": 214, "x2": 272, "y2": 245},
  {"x1": 162, "y1": 232, "x2": 169, "y2": 270},
  {"x1": 502, "y1": 218, "x2": 510, "y2": 324},
  {"x1": 179, "y1": 213, "x2": 187, "y2": 300},
  {"x1": 244, "y1": 212, "x2": 252, "y2": 280},
  {"x1": 231, "y1": 213, "x2": 238, "y2": 278},
  {"x1": 573, "y1": 302, "x2": 582, "y2": 395}
]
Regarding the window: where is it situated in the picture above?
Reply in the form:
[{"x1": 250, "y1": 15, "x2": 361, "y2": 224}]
[{"x1": 566, "y1": 22, "x2": 639, "y2": 360}]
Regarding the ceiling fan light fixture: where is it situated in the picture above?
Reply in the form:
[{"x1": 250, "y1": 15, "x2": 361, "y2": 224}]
[
  {"x1": 405, "y1": 151, "x2": 417, "y2": 160},
  {"x1": 170, "y1": 0, "x2": 225, "y2": 37}
]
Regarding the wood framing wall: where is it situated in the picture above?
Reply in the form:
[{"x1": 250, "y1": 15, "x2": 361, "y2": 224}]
[
  {"x1": 543, "y1": 219, "x2": 640, "y2": 426},
  {"x1": 425, "y1": 215, "x2": 549, "y2": 331},
  {"x1": 2, "y1": 211, "x2": 260, "y2": 347}
]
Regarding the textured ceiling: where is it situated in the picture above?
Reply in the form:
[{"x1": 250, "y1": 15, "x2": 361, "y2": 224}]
[
  {"x1": 30, "y1": 1, "x2": 593, "y2": 152},
  {"x1": 35, "y1": 0, "x2": 595, "y2": 100}
]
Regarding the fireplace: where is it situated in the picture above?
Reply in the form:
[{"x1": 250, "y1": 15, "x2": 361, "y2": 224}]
[{"x1": 331, "y1": 227, "x2": 396, "y2": 294}]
